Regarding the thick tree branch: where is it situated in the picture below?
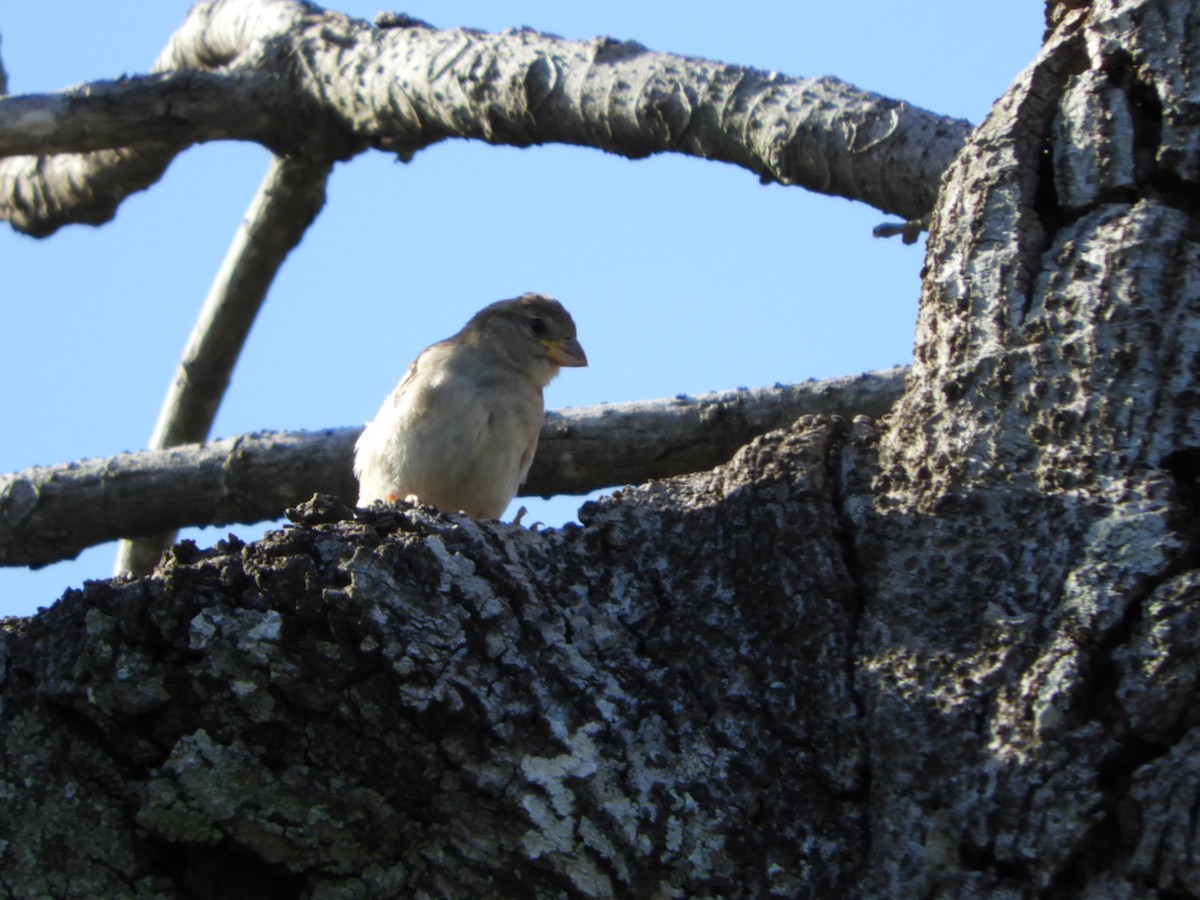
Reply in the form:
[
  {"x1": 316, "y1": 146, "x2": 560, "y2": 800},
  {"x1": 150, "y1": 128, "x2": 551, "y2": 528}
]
[
  {"x1": 0, "y1": 368, "x2": 905, "y2": 567},
  {"x1": 113, "y1": 154, "x2": 333, "y2": 577},
  {"x1": 531, "y1": 368, "x2": 905, "y2": 496},
  {"x1": 0, "y1": 72, "x2": 271, "y2": 157},
  {"x1": 0, "y1": 71, "x2": 307, "y2": 237},
  {"x1": 0, "y1": 0, "x2": 972, "y2": 237}
]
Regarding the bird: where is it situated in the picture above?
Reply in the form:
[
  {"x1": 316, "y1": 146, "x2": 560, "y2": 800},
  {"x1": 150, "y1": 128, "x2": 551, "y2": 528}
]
[{"x1": 353, "y1": 293, "x2": 587, "y2": 519}]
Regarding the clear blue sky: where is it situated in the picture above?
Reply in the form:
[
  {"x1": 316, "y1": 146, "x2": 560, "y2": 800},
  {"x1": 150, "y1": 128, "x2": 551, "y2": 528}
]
[{"x1": 1, "y1": 1, "x2": 1044, "y2": 617}]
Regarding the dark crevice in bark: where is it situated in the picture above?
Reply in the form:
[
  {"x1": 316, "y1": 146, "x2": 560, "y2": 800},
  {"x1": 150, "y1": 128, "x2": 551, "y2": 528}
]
[
  {"x1": 1020, "y1": 33, "x2": 1089, "y2": 323},
  {"x1": 155, "y1": 840, "x2": 307, "y2": 900},
  {"x1": 1076, "y1": 47, "x2": 1200, "y2": 220},
  {"x1": 1102, "y1": 48, "x2": 1200, "y2": 217},
  {"x1": 1044, "y1": 736, "x2": 1173, "y2": 897},
  {"x1": 826, "y1": 422, "x2": 872, "y2": 810},
  {"x1": 1060, "y1": 649, "x2": 1172, "y2": 886},
  {"x1": 1161, "y1": 448, "x2": 1200, "y2": 572},
  {"x1": 1034, "y1": 127, "x2": 1070, "y2": 238},
  {"x1": 957, "y1": 839, "x2": 1034, "y2": 883},
  {"x1": 1042, "y1": 449, "x2": 1200, "y2": 892},
  {"x1": 1101, "y1": 49, "x2": 1164, "y2": 188}
]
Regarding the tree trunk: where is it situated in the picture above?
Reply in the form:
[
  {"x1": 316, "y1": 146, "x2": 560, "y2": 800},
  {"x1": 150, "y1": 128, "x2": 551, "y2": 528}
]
[{"x1": 3, "y1": 1, "x2": 1199, "y2": 897}]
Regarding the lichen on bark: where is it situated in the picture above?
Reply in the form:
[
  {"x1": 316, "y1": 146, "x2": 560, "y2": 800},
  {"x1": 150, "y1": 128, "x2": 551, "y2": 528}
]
[{"x1": 2, "y1": 418, "x2": 870, "y2": 897}]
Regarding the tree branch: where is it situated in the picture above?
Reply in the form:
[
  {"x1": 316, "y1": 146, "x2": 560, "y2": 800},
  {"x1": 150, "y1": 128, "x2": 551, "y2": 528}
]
[
  {"x1": 0, "y1": 367, "x2": 906, "y2": 567},
  {"x1": 0, "y1": 72, "x2": 269, "y2": 157},
  {"x1": 1, "y1": 0, "x2": 972, "y2": 237},
  {"x1": 0, "y1": 0, "x2": 337, "y2": 237},
  {"x1": 113, "y1": 154, "x2": 333, "y2": 577}
]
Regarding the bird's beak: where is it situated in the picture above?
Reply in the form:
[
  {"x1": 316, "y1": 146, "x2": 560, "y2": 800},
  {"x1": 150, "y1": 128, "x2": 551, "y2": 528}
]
[{"x1": 542, "y1": 337, "x2": 588, "y2": 367}]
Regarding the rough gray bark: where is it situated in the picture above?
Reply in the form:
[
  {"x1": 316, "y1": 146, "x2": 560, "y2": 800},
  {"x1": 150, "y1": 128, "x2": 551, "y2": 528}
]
[
  {"x1": 3, "y1": 0, "x2": 1199, "y2": 898},
  {"x1": 0, "y1": 368, "x2": 906, "y2": 568},
  {"x1": 847, "y1": 0, "x2": 1200, "y2": 894},
  {"x1": 0, "y1": 423, "x2": 862, "y2": 898}
]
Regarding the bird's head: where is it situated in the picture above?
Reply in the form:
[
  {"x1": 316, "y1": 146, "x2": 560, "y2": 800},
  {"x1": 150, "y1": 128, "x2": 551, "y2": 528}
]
[{"x1": 462, "y1": 293, "x2": 587, "y2": 386}]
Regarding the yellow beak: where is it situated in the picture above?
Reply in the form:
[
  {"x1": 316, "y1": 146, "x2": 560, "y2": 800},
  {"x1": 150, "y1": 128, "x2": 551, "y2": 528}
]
[{"x1": 542, "y1": 337, "x2": 588, "y2": 368}]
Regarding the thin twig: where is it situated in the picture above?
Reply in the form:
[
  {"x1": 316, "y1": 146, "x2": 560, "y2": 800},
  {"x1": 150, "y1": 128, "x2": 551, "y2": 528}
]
[{"x1": 113, "y1": 154, "x2": 332, "y2": 576}]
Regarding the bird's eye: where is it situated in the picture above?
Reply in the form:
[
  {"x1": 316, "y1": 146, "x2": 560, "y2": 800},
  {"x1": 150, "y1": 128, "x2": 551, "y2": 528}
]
[{"x1": 529, "y1": 317, "x2": 547, "y2": 335}]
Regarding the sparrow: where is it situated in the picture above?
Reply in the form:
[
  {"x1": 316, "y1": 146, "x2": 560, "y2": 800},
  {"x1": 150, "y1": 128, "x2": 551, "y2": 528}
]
[{"x1": 354, "y1": 293, "x2": 587, "y2": 519}]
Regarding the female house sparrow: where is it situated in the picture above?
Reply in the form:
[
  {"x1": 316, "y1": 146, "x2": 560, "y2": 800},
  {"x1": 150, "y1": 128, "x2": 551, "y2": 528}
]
[{"x1": 354, "y1": 293, "x2": 587, "y2": 518}]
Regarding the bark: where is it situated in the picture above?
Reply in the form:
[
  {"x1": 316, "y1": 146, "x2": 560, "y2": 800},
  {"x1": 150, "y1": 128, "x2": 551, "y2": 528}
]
[
  {"x1": 0, "y1": 422, "x2": 863, "y2": 898},
  {"x1": 0, "y1": 368, "x2": 905, "y2": 568},
  {"x1": 847, "y1": 0, "x2": 1200, "y2": 894},
  {"x1": 0, "y1": 0, "x2": 969, "y2": 237},
  {"x1": 4, "y1": 0, "x2": 1200, "y2": 897}
]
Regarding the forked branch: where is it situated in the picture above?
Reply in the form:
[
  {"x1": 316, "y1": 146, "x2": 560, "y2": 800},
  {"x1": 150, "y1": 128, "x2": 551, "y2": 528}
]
[{"x1": 0, "y1": 0, "x2": 972, "y2": 236}]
